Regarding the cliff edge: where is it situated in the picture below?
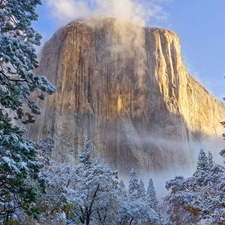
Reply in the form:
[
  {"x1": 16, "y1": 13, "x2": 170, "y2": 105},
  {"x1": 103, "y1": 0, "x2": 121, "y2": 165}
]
[{"x1": 28, "y1": 17, "x2": 225, "y2": 173}]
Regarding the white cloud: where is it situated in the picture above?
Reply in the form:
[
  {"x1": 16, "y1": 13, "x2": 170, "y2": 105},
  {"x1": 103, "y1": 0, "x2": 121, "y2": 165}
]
[
  {"x1": 46, "y1": 0, "x2": 90, "y2": 25},
  {"x1": 46, "y1": 0, "x2": 169, "y2": 27},
  {"x1": 152, "y1": 0, "x2": 173, "y2": 3}
]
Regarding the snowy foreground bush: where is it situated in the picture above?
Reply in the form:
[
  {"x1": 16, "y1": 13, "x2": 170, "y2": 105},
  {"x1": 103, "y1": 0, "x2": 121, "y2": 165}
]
[
  {"x1": 21, "y1": 137, "x2": 161, "y2": 225},
  {"x1": 163, "y1": 149, "x2": 225, "y2": 225}
]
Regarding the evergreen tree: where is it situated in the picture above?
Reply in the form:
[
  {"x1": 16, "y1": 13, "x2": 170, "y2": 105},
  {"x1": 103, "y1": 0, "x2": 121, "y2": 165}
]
[
  {"x1": 0, "y1": 0, "x2": 55, "y2": 223},
  {"x1": 139, "y1": 179, "x2": 146, "y2": 201},
  {"x1": 0, "y1": 0, "x2": 55, "y2": 120},
  {"x1": 196, "y1": 149, "x2": 208, "y2": 171},
  {"x1": 119, "y1": 170, "x2": 160, "y2": 225},
  {"x1": 77, "y1": 137, "x2": 93, "y2": 167},
  {"x1": 207, "y1": 151, "x2": 213, "y2": 170},
  {"x1": 194, "y1": 149, "x2": 209, "y2": 186},
  {"x1": 0, "y1": 108, "x2": 44, "y2": 222},
  {"x1": 128, "y1": 168, "x2": 139, "y2": 201},
  {"x1": 146, "y1": 178, "x2": 158, "y2": 211},
  {"x1": 118, "y1": 180, "x2": 127, "y2": 199},
  {"x1": 164, "y1": 151, "x2": 225, "y2": 225}
]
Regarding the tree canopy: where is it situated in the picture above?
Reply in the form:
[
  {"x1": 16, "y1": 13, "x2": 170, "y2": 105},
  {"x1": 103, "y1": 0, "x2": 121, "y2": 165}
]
[
  {"x1": 0, "y1": 0, "x2": 55, "y2": 223},
  {"x1": 163, "y1": 149, "x2": 225, "y2": 224},
  {"x1": 0, "y1": 0, "x2": 55, "y2": 122}
]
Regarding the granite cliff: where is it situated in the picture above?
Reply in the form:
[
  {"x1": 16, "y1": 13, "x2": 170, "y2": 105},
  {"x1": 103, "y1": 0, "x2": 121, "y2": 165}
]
[{"x1": 28, "y1": 17, "x2": 225, "y2": 173}]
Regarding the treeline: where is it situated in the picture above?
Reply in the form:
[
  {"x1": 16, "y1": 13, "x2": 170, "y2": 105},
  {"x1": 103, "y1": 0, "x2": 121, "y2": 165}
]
[{"x1": 2, "y1": 135, "x2": 225, "y2": 225}]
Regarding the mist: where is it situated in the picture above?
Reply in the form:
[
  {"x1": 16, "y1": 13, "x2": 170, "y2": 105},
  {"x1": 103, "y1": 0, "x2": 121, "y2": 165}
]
[{"x1": 117, "y1": 135, "x2": 225, "y2": 200}]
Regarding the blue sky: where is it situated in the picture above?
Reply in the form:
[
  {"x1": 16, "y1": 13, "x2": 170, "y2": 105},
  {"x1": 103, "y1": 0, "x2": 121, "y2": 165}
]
[{"x1": 33, "y1": 0, "x2": 225, "y2": 100}]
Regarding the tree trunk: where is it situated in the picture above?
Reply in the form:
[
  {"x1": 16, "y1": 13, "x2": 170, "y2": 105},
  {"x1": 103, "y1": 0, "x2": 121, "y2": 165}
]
[
  {"x1": 86, "y1": 214, "x2": 90, "y2": 225},
  {"x1": 129, "y1": 218, "x2": 134, "y2": 225}
]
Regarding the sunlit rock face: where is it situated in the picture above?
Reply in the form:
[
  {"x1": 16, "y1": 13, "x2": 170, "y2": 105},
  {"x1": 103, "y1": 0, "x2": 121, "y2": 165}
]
[{"x1": 28, "y1": 17, "x2": 225, "y2": 174}]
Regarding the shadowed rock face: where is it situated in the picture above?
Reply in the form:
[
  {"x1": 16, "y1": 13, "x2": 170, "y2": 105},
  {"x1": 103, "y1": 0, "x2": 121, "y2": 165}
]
[{"x1": 28, "y1": 17, "x2": 225, "y2": 174}]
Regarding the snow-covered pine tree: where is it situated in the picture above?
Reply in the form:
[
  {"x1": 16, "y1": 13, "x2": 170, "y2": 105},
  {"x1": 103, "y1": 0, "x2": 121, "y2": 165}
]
[
  {"x1": 164, "y1": 150, "x2": 225, "y2": 224},
  {"x1": 207, "y1": 151, "x2": 213, "y2": 170},
  {"x1": 164, "y1": 175, "x2": 201, "y2": 224},
  {"x1": 77, "y1": 137, "x2": 93, "y2": 168},
  {"x1": 139, "y1": 179, "x2": 146, "y2": 201},
  {"x1": 118, "y1": 170, "x2": 160, "y2": 225},
  {"x1": 118, "y1": 180, "x2": 127, "y2": 200},
  {"x1": 0, "y1": 111, "x2": 45, "y2": 223},
  {"x1": 0, "y1": 0, "x2": 55, "y2": 223},
  {"x1": 0, "y1": 0, "x2": 55, "y2": 120},
  {"x1": 146, "y1": 178, "x2": 158, "y2": 211},
  {"x1": 128, "y1": 168, "x2": 140, "y2": 201},
  {"x1": 196, "y1": 148, "x2": 208, "y2": 171},
  {"x1": 193, "y1": 149, "x2": 209, "y2": 186}
]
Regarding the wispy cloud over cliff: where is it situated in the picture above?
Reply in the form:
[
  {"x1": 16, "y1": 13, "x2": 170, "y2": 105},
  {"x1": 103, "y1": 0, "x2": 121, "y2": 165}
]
[{"x1": 46, "y1": 0, "x2": 169, "y2": 26}]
